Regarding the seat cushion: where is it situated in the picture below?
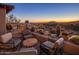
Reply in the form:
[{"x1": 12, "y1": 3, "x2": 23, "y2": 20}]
[
  {"x1": 7, "y1": 38, "x2": 21, "y2": 46},
  {"x1": 24, "y1": 35, "x2": 33, "y2": 39},
  {"x1": 23, "y1": 38, "x2": 38, "y2": 47},
  {"x1": 42, "y1": 41, "x2": 54, "y2": 49},
  {"x1": 0, "y1": 33, "x2": 12, "y2": 43}
]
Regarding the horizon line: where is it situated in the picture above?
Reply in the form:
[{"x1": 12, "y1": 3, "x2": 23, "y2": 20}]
[{"x1": 20, "y1": 20, "x2": 79, "y2": 23}]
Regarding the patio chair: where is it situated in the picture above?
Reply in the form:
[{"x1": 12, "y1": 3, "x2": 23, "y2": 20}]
[
  {"x1": 40, "y1": 41, "x2": 55, "y2": 55},
  {"x1": 0, "y1": 32, "x2": 21, "y2": 52}
]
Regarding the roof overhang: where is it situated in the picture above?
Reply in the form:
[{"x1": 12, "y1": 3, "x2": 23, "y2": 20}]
[{"x1": 0, "y1": 3, "x2": 14, "y2": 14}]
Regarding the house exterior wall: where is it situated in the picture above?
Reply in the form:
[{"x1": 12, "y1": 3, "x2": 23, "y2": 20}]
[{"x1": 0, "y1": 8, "x2": 6, "y2": 35}]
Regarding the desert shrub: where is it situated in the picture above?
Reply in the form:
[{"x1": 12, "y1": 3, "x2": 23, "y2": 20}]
[{"x1": 69, "y1": 35, "x2": 79, "y2": 45}]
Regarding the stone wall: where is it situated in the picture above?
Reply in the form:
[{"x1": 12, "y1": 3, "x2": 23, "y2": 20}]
[{"x1": 64, "y1": 41, "x2": 79, "y2": 55}]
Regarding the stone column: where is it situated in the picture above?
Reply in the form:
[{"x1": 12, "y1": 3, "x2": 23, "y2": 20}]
[{"x1": 0, "y1": 8, "x2": 6, "y2": 35}]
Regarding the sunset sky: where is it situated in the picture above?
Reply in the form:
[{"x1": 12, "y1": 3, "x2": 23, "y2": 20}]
[{"x1": 8, "y1": 3, "x2": 79, "y2": 22}]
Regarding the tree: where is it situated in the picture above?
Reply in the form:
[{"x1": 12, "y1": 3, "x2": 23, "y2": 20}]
[{"x1": 8, "y1": 14, "x2": 21, "y2": 23}]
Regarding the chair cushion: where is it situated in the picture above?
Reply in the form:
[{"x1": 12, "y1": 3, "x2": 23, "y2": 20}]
[
  {"x1": 7, "y1": 38, "x2": 21, "y2": 46},
  {"x1": 23, "y1": 38, "x2": 38, "y2": 47},
  {"x1": 24, "y1": 35, "x2": 33, "y2": 39},
  {"x1": 42, "y1": 41, "x2": 54, "y2": 49},
  {"x1": 1, "y1": 33, "x2": 12, "y2": 43}
]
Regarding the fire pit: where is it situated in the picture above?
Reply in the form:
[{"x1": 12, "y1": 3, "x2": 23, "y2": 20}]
[{"x1": 22, "y1": 38, "x2": 38, "y2": 47}]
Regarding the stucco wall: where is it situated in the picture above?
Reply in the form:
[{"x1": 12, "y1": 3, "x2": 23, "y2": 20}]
[{"x1": 0, "y1": 8, "x2": 6, "y2": 35}]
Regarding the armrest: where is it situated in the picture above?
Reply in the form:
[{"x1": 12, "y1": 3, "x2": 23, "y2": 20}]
[{"x1": 0, "y1": 43, "x2": 14, "y2": 49}]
